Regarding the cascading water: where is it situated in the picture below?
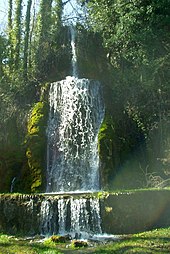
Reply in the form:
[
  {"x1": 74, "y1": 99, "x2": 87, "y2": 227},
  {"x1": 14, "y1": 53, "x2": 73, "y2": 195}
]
[
  {"x1": 40, "y1": 196, "x2": 102, "y2": 238},
  {"x1": 46, "y1": 77, "x2": 104, "y2": 192},
  {"x1": 43, "y1": 25, "x2": 104, "y2": 238},
  {"x1": 10, "y1": 177, "x2": 16, "y2": 193},
  {"x1": 46, "y1": 26, "x2": 104, "y2": 193}
]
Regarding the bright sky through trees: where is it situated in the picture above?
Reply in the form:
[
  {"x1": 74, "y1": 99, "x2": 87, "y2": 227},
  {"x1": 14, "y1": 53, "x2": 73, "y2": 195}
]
[
  {"x1": 63, "y1": 0, "x2": 84, "y2": 24},
  {"x1": 0, "y1": 0, "x2": 29, "y2": 32},
  {"x1": 0, "y1": 0, "x2": 8, "y2": 31},
  {"x1": 0, "y1": 0, "x2": 84, "y2": 32}
]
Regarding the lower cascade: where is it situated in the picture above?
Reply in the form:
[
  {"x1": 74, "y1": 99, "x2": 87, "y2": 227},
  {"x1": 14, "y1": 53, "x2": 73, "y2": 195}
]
[{"x1": 40, "y1": 196, "x2": 102, "y2": 238}]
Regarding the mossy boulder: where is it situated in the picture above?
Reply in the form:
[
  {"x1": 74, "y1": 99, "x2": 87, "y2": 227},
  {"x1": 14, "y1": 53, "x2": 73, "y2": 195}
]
[
  {"x1": 71, "y1": 240, "x2": 88, "y2": 248},
  {"x1": 50, "y1": 235, "x2": 71, "y2": 243}
]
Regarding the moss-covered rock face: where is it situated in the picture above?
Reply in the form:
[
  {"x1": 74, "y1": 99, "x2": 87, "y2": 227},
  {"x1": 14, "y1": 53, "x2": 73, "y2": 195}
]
[
  {"x1": 25, "y1": 93, "x2": 49, "y2": 193},
  {"x1": 98, "y1": 111, "x2": 147, "y2": 190},
  {"x1": 98, "y1": 115, "x2": 115, "y2": 188},
  {"x1": 76, "y1": 26, "x2": 109, "y2": 81}
]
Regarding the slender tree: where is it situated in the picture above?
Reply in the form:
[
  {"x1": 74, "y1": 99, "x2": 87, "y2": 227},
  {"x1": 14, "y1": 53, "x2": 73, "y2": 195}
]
[
  {"x1": 13, "y1": 0, "x2": 23, "y2": 70},
  {"x1": 50, "y1": 0, "x2": 63, "y2": 48},
  {"x1": 7, "y1": 0, "x2": 13, "y2": 70},
  {"x1": 34, "y1": 0, "x2": 53, "y2": 79},
  {"x1": 23, "y1": 0, "x2": 32, "y2": 80},
  {"x1": 28, "y1": 0, "x2": 36, "y2": 75}
]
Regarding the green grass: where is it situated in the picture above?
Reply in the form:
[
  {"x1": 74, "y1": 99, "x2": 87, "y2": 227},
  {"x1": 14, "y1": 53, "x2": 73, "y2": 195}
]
[
  {"x1": 0, "y1": 228, "x2": 170, "y2": 253},
  {"x1": 0, "y1": 234, "x2": 63, "y2": 254}
]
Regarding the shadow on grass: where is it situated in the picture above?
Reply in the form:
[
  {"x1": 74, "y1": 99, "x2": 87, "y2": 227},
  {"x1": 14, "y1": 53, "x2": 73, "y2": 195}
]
[
  {"x1": 90, "y1": 235, "x2": 170, "y2": 254},
  {"x1": 93, "y1": 246, "x2": 169, "y2": 254}
]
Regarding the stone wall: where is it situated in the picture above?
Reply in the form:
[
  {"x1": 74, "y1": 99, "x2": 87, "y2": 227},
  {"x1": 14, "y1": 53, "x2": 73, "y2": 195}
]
[
  {"x1": 0, "y1": 190, "x2": 170, "y2": 236},
  {"x1": 100, "y1": 190, "x2": 170, "y2": 234},
  {"x1": 0, "y1": 194, "x2": 43, "y2": 235}
]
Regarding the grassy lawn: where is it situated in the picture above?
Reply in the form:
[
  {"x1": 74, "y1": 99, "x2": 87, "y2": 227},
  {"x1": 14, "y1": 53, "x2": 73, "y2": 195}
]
[{"x1": 0, "y1": 227, "x2": 170, "y2": 253}]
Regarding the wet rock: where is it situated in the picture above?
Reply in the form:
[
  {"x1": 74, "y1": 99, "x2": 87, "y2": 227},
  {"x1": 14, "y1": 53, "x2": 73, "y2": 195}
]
[
  {"x1": 71, "y1": 240, "x2": 88, "y2": 248},
  {"x1": 50, "y1": 234, "x2": 71, "y2": 243}
]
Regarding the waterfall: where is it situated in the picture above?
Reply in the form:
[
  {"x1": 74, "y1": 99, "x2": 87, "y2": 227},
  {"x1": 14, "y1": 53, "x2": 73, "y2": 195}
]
[
  {"x1": 40, "y1": 196, "x2": 102, "y2": 238},
  {"x1": 10, "y1": 177, "x2": 16, "y2": 193},
  {"x1": 58, "y1": 198, "x2": 69, "y2": 234},
  {"x1": 70, "y1": 26, "x2": 78, "y2": 77},
  {"x1": 46, "y1": 25, "x2": 104, "y2": 193},
  {"x1": 46, "y1": 77, "x2": 104, "y2": 192},
  {"x1": 70, "y1": 198, "x2": 90, "y2": 238},
  {"x1": 44, "y1": 25, "x2": 104, "y2": 238}
]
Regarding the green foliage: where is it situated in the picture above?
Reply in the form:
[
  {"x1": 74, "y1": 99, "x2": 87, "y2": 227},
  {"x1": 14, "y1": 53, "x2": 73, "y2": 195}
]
[
  {"x1": 34, "y1": 0, "x2": 53, "y2": 79},
  {"x1": 87, "y1": 0, "x2": 170, "y2": 66},
  {"x1": 93, "y1": 228, "x2": 170, "y2": 253},
  {"x1": 43, "y1": 237, "x2": 57, "y2": 248},
  {"x1": 36, "y1": 1, "x2": 52, "y2": 43},
  {"x1": 0, "y1": 234, "x2": 10, "y2": 244},
  {"x1": 4, "y1": 0, "x2": 64, "y2": 82},
  {"x1": 84, "y1": 0, "x2": 170, "y2": 187},
  {"x1": 30, "y1": 0, "x2": 65, "y2": 81},
  {"x1": 0, "y1": 0, "x2": 63, "y2": 193}
]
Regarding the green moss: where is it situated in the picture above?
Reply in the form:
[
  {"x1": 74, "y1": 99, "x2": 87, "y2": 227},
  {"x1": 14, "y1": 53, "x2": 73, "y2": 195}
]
[
  {"x1": 25, "y1": 99, "x2": 49, "y2": 193},
  {"x1": 97, "y1": 191, "x2": 109, "y2": 199},
  {"x1": 43, "y1": 237, "x2": 57, "y2": 248},
  {"x1": 98, "y1": 114, "x2": 115, "y2": 188}
]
